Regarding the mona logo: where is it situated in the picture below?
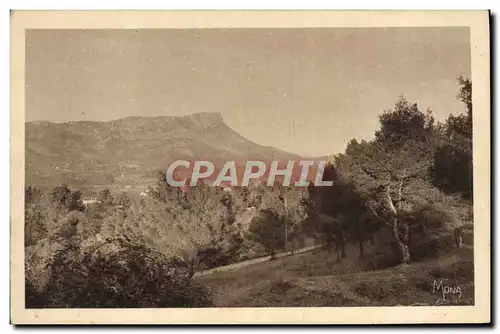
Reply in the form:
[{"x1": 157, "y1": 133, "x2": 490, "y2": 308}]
[{"x1": 432, "y1": 280, "x2": 462, "y2": 302}]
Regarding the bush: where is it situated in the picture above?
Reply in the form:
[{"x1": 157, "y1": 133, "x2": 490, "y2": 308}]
[
  {"x1": 25, "y1": 238, "x2": 66, "y2": 293},
  {"x1": 410, "y1": 232, "x2": 455, "y2": 261},
  {"x1": 366, "y1": 203, "x2": 461, "y2": 269},
  {"x1": 365, "y1": 231, "x2": 456, "y2": 270},
  {"x1": 402, "y1": 204, "x2": 455, "y2": 231},
  {"x1": 462, "y1": 229, "x2": 474, "y2": 247},
  {"x1": 363, "y1": 244, "x2": 402, "y2": 270},
  {"x1": 404, "y1": 204, "x2": 461, "y2": 261},
  {"x1": 25, "y1": 208, "x2": 47, "y2": 247},
  {"x1": 25, "y1": 280, "x2": 48, "y2": 308},
  {"x1": 26, "y1": 241, "x2": 213, "y2": 308}
]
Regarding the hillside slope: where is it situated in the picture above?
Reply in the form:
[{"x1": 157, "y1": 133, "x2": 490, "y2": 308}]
[
  {"x1": 196, "y1": 244, "x2": 474, "y2": 307},
  {"x1": 26, "y1": 113, "x2": 315, "y2": 190}
]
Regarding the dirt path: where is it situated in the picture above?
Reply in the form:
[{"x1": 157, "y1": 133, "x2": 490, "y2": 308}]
[{"x1": 193, "y1": 244, "x2": 323, "y2": 277}]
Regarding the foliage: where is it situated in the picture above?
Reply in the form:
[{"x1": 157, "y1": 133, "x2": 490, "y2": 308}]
[
  {"x1": 338, "y1": 97, "x2": 437, "y2": 193},
  {"x1": 98, "y1": 188, "x2": 114, "y2": 205},
  {"x1": 246, "y1": 209, "x2": 285, "y2": 255},
  {"x1": 26, "y1": 240, "x2": 213, "y2": 308},
  {"x1": 115, "y1": 191, "x2": 132, "y2": 208},
  {"x1": 431, "y1": 77, "x2": 473, "y2": 199},
  {"x1": 25, "y1": 185, "x2": 88, "y2": 247},
  {"x1": 101, "y1": 184, "x2": 237, "y2": 275},
  {"x1": 24, "y1": 77, "x2": 475, "y2": 306},
  {"x1": 50, "y1": 184, "x2": 85, "y2": 212},
  {"x1": 240, "y1": 184, "x2": 308, "y2": 255},
  {"x1": 333, "y1": 95, "x2": 466, "y2": 264},
  {"x1": 25, "y1": 188, "x2": 48, "y2": 246}
]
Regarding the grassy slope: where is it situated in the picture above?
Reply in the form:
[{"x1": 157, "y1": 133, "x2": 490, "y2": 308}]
[{"x1": 195, "y1": 242, "x2": 474, "y2": 307}]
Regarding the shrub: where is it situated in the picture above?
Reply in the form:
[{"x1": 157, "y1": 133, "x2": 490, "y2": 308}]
[
  {"x1": 26, "y1": 240, "x2": 213, "y2": 308},
  {"x1": 402, "y1": 204, "x2": 455, "y2": 231},
  {"x1": 363, "y1": 243, "x2": 402, "y2": 270},
  {"x1": 25, "y1": 238, "x2": 66, "y2": 293},
  {"x1": 25, "y1": 207, "x2": 47, "y2": 247},
  {"x1": 366, "y1": 203, "x2": 461, "y2": 269}
]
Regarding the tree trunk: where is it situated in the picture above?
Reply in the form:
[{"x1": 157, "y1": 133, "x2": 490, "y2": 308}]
[
  {"x1": 186, "y1": 259, "x2": 196, "y2": 279},
  {"x1": 339, "y1": 229, "x2": 346, "y2": 258},
  {"x1": 406, "y1": 223, "x2": 412, "y2": 247},
  {"x1": 385, "y1": 184, "x2": 411, "y2": 264},
  {"x1": 359, "y1": 239, "x2": 364, "y2": 258},
  {"x1": 391, "y1": 217, "x2": 410, "y2": 264},
  {"x1": 454, "y1": 227, "x2": 463, "y2": 248},
  {"x1": 391, "y1": 217, "x2": 408, "y2": 264},
  {"x1": 369, "y1": 232, "x2": 375, "y2": 245},
  {"x1": 402, "y1": 244, "x2": 410, "y2": 264}
]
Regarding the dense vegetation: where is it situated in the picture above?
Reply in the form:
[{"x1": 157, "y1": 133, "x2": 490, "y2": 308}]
[{"x1": 25, "y1": 78, "x2": 473, "y2": 307}]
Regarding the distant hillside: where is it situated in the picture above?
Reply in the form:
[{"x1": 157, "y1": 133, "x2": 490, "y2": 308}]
[{"x1": 26, "y1": 112, "x2": 326, "y2": 191}]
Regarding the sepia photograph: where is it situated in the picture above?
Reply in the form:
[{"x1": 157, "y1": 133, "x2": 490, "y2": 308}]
[{"x1": 10, "y1": 10, "x2": 490, "y2": 324}]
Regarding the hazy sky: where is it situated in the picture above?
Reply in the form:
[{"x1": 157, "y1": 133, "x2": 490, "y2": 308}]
[{"x1": 26, "y1": 28, "x2": 471, "y2": 157}]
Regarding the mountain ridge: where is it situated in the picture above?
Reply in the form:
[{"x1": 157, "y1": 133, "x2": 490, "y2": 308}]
[{"x1": 26, "y1": 112, "x2": 328, "y2": 192}]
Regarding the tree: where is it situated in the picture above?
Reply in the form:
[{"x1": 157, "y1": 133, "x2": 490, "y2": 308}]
[
  {"x1": 457, "y1": 76, "x2": 472, "y2": 119},
  {"x1": 48, "y1": 208, "x2": 103, "y2": 249},
  {"x1": 248, "y1": 184, "x2": 307, "y2": 255},
  {"x1": 26, "y1": 185, "x2": 92, "y2": 246},
  {"x1": 339, "y1": 97, "x2": 438, "y2": 264},
  {"x1": 25, "y1": 206, "x2": 46, "y2": 247},
  {"x1": 247, "y1": 209, "x2": 285, "y2": 257},
  {"x1": 115, "y1": 191, "x2": 131, "y2": 208},
  {"x1": 101, "y1": 185, "x2": 234, "y2": 277},
  {"x1": 25, "y1": 186, "x2": 42, "y2": 206},
  {"x1": 50, "y1": 184, "x2": 84, "y2": 212},
  {"x1": 431, "y1": 77, "x2": 473, "y2": 199},
  {"x1": 302, "y1": 163, "x2": 378, "y2": 260},
  {"x1": 98, "y1": 188, "x2": 114, "y2": 205},
  {"x1": 151, "y1": 169, "x2": 183, "y2": 203},
  {"x1": 303, "y1": 167, "x2": 347, "y2": 259},
  {"x1": 25, "y1": 186, "x2": 48, "y2": 246}
]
